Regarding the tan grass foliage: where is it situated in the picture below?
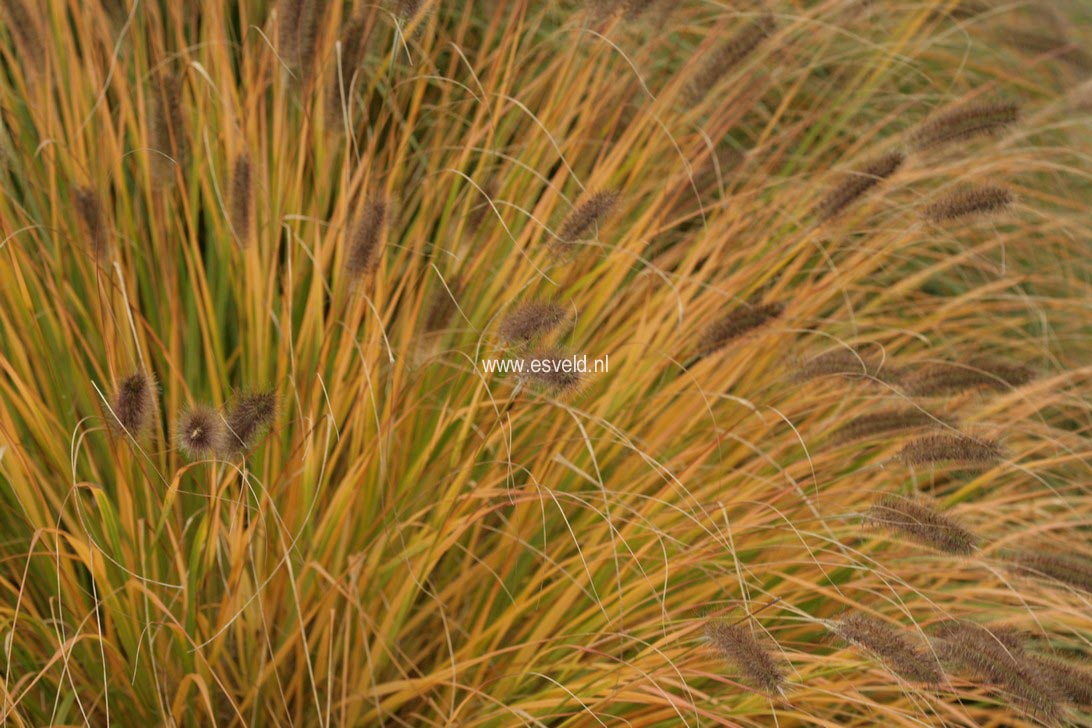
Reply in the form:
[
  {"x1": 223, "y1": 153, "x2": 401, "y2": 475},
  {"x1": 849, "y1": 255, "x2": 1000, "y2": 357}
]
[{"x1": 0, "y1": 0, "x2": 1090, "y2": 725}]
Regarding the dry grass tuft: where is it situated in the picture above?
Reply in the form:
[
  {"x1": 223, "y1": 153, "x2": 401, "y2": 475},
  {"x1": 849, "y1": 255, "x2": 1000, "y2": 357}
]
[{"x1": 1, "y1": 1, "x2": 1091, "y2": 724}]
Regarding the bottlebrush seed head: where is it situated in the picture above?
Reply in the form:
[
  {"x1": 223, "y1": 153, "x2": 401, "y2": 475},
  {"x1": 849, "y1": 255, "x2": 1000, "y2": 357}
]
[
  {"x1": 345, "y1": 194, "x2": 389, "y2": 282},
  {"x1": 924, "y1": 185, "x2": 1013, "y2": 223},
  {"x1": 814, "y1": 151, "x2": 904, "y2": 221},
  {"x1": 518, "y1": 350, "x2": 584, "y2": 395},
  {"x1": 912, "y1": 101, "x2": 1019, "y2": 150},
  {"x1": 224, "y1": 390, "x2": 277, "y2": 452},
  {"x1": 73, "y1": 186, "x2": 109, "y2": 262},
  {"x1": 230, "y1": 153, "x2": 252, "y2": 245},
  {"x1": 829, "y1": 613, "x2": 943, "y2": 684},
  {"x1": 110, "y1": 371, "x2": 156, "y2": 437},
  {"x1": 555, "y1": 190, "x2": 620, "y2": 248},
  {"x1": 687, "y1": 14, "x2": 776, "y2": 103},
  {"x1": 865, "y1": 493, "x2": 978, "y2": 555},
  {"x1": 498, "y1": 302, "x2": 567, "y2": 344},
  {"x1": 698, "y1": 302, "x2": 783, "y2": 356},
  {"x1": 176, "y1": 405, "x2": 227, "y2": 458},
  {"x1": 704, "y1": 619, "x2": 785, "y2": 694},
  {"x1": 899, "y1": 433, "x2": 1002, "y2": 468}
]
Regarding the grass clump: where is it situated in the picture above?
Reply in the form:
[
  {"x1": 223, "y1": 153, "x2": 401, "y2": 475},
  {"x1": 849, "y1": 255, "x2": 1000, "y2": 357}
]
[{"x1": 0, "y1": 0, "x2": 1090, "y2": 725}]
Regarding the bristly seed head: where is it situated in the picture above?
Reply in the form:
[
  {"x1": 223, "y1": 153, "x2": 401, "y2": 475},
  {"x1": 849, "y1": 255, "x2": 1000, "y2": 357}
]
[
  {"x1": 899, "y1": 433, "x2": 1002, "y2": 468},
  {"x1": 73, "y1": 186, "x2": 109, "y2": 262},
  {"x1": 1003, "y1": 549, "x2": 1092, "y2": 595},
  {"x1": 912, "y1": 102, "x2": 1019, "y2": 150},
  {"x1": 294, "y1": 0, "x2": 326, "y2": 82},
  {"x1": 498, "y1": 302, "x2": 568, "y2": 344},
  {"x1": 865, "y1": 493, "x2": 978, "y2": 555},
  {"x1": 224, "y1": 390, "x2": 277, "y2": 452},
  {"x1": 327, "y1": 12, "x2": 373, "y2": 125},
  {"x1": 150, "y1": 71, "x2": 187, "y2": 182},
  {"x1": 814, "y1": 151, "x2": 904, "y2": 221},
  {"x1": 902, "y1": 359, "x2": 1035, "y2": 396},
  {"x1": 0, "y1": 0, "x2": 44, "y2": 74},
  {"x1": 230, "y1": 153, "x2": 252, "y2": 246},
  {"x1": 795, "y1": 348, "x2": 877, "y2": 382},
  {"x1": 687, "y1": 14, "x2": 776, "y2": 103},
  {"x1": 1029, "y1": 652, "x2": 1092, "y2": 709},
  {"x1": 176, "y1": 405, "x2": 227, "y2": 458},
  {"x1": 829, "y1": 614, "x2": 943, "y2": 684},
  {"x1": 518, "y1": 350, "x2": 584, "y2": 395},
  {"x1": 924, "y1": 185, "x2": 1013, "y2": 223},
  {"x1": 704, "y1": 619, "x2": 785, "y2": 694},
  {"x1": 345, "y1": 195, "x2": 389, "y2": 282},
  {"x1": 698, "y1": 302, "x2": 783, "y2": 356},
  {"x1": 834, "y1": 409, "x2": 948, "y2": 443},
  {"x1": 110, "y1": 371, "x2": 157, "y2": 437},
  {"x1": 931, "y1": 621, "x2": 1061, "y2": 723},
  {"x1": 278, "y1": 0, "x2": 305, "y2": 68},
  {"x1": 555, "y1": 190, "x2": 620, "y2": 249}
]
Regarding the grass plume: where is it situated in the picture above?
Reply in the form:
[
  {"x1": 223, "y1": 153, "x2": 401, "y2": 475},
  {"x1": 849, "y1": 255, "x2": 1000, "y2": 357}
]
[
  {"x1": 517, "y1": 350, "x2": 584, "y2": 395},
  {"x1": 902, "y1": 359, "x2": 1036, "y2": 396},
  {"x1": 1003, "y1": 549, "x2": 1092, "y2": 595},
  {"x1": 555, "y1": 190, "x2": 619, "y2": 249},
  {"x1": 795, "y1": 348, "x2": 879, "y2": 382},
  {"x1": 175, "y1": 405, "x2": 227, "y2": 458},
  {"x1": 149, "y1": 70, "x2": 187, "y2": 182},
  {"x1": 224, "y1": 390, "x2": 277, "y2": 453},
  {"x1": 924, "y1": 185, "x2": 1013, "y2": 223},
  {"x1": 1029, "y1": 653, "x2": 1092, "y2": 709},
  {"x1": 72, "y1": 186, "x2": 109, "y2": 262},
  {"x1": 704, "y1": 619, "x2": 785, "y2": 694},
  {"x1": 109, "y1": 371, "x2": 156, "y2": 437},
  {"x1": 687, "y1": 14, "x2": 776, "y2": 103},
  {"x1": 912, "y1": 101, "x2": 1019, "y2": 150},
  {"x1": 498, "y1": 301, "x2": 567, "y2": 345},
  {"x1": 932, "y1": 621, "x2": 1062, "y2": 723},
  {"x1": 865, "y1": 494, "x2": 978, "y2": 554},
  {"x1": 834, "y1": 409, "x2": 948, "y2": 443},
  {"x1": 814, "y1": 151, "x2": 904, "y2": 221},
  {"x1": 899, "y1": 433, "x2": 1002, "y2": 468},
  {"x1": 698, "y1": 302, "x2": 783, "y2": 357},
  {"x1": 828, "y1": 614, "x2": 942, "y2": 683},
  {"x1": 345, "y1": 194, "x2": 388, "y2": 283},
  {"x1": 229, "y1": 154, "x2": 252, "y2": 246}
]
